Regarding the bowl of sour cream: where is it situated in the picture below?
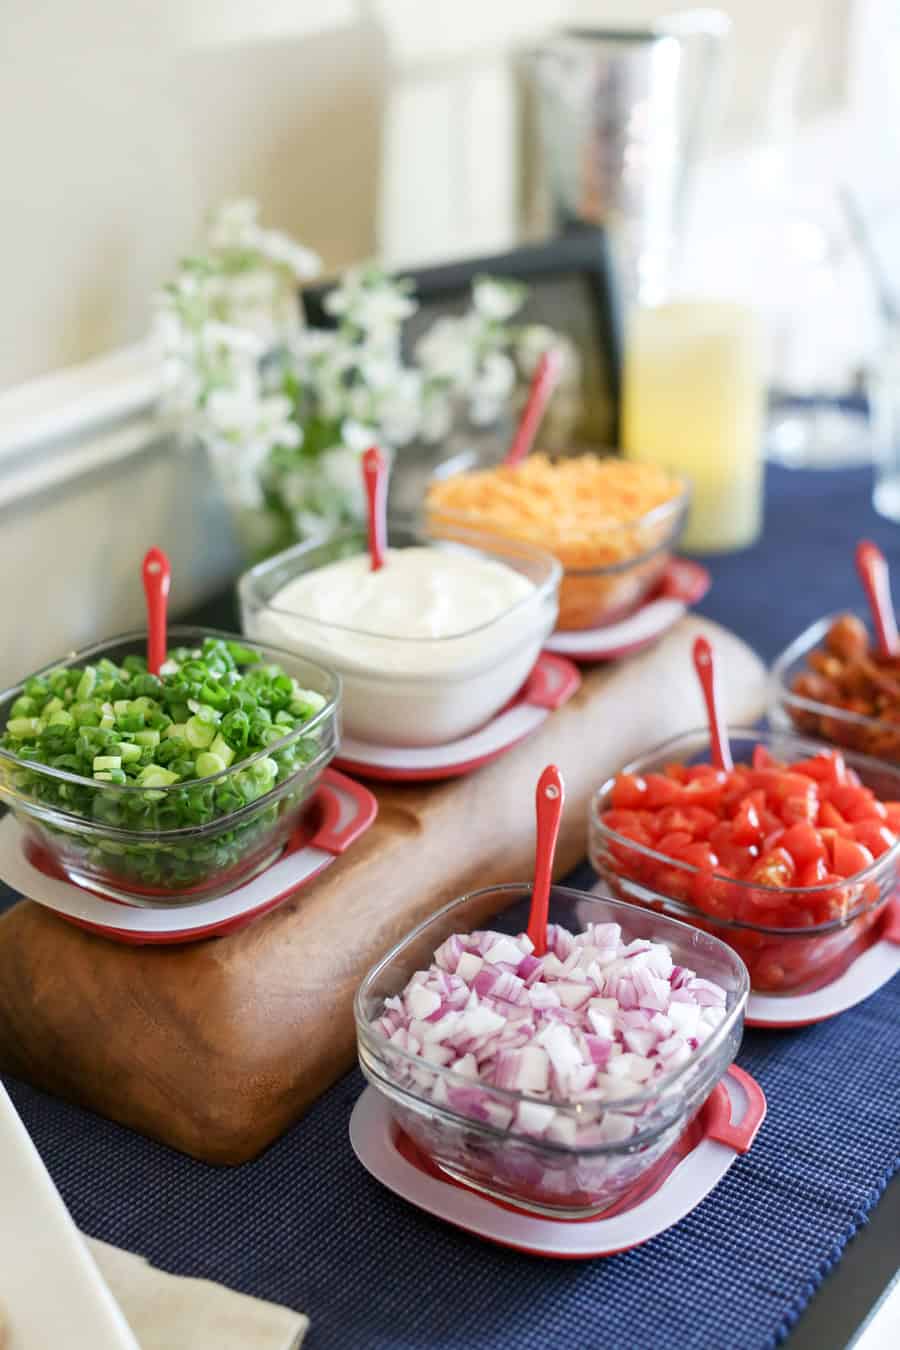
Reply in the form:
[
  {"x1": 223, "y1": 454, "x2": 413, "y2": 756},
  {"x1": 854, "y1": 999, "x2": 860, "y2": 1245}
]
[{"x1": 237, "y1": 523, "x2": 561, "y2": 746}]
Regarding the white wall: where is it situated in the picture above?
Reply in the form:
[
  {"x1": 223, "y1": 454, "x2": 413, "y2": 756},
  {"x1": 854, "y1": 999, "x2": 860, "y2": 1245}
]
[{"x1": 0, "y1": 0, "x2": 852, "y2": 391}]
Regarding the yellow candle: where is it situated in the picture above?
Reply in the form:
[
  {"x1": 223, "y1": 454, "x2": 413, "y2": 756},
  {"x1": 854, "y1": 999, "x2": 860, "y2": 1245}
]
[{"x1": 622, "y1": 301, "x2": 765, "y2": 552}]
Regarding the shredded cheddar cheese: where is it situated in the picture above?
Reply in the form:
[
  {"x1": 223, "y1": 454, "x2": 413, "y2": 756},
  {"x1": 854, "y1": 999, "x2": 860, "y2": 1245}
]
[{"x1": 427, "y1": 454, "x2": 686, "y2": 630}]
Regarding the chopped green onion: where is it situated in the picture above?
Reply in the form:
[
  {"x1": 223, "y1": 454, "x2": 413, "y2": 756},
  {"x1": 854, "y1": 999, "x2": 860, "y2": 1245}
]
[
  {"x1": 185, "y1": 715, "x2": 215, "y2": 749},
  {"x1": 195, "y1": 751, "x2": 226, "y2": 777},
  {"x1": 76, "y1": 667, "x2": 97, "y2": 700}
]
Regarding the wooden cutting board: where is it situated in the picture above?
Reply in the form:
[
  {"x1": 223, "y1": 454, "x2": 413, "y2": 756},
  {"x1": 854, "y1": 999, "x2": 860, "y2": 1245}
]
[{"x1": 0, "y1": 618, "x2": 766, "y2": 1164}]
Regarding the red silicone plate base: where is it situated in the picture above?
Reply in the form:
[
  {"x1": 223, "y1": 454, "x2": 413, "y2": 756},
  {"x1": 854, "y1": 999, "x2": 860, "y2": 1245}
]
[
  {"x1": 0, "y1": 769, "x2": 377, "y2": 945},
  {"x1": 349, "y1": 1065, "x2": 765, "y2": 1259},
  {"x1": 335, "y1": 653, "x2": 580, "y2": 783}
]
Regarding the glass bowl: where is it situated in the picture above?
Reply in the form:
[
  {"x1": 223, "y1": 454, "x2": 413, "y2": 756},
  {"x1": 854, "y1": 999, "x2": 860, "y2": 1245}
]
[
  {"x1": 238, "y1": 521, "x2": 560, "y2": 747},
  {"x1": 770, "y1": 612, "x2": 900, "y2": 761},
  {"x1": 355, "y1": 883, "x2": 748, "y2": 1218},
  {"x1": 427, "y1": 476, "x2": 689, "y2": 631},
  {"x1": 0, "y1": 627, "x2": 340, "y2": 904},
  {"x1": 590, "y1": 728, "x2": 900, "y2": 994}
]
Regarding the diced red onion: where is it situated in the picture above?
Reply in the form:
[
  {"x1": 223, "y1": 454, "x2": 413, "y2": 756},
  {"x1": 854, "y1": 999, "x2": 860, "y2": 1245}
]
[{"x1": 372, "y1": 920, "x2": 730, "y2": 1147}]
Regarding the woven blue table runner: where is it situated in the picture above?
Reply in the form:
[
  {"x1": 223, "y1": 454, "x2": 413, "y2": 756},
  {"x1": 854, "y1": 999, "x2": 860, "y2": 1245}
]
[
  {"x1": 2, "y1": 467, "x2": 900, "y2": 1348},
  {"x1": 2, "y1": 857, "x2": 898, "y2": 1350}
]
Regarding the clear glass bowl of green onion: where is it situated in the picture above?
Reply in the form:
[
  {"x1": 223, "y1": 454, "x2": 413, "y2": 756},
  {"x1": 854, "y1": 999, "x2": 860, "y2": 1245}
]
[{"x1": 0, "y1": 627, "x2": 341, "y2": 905}]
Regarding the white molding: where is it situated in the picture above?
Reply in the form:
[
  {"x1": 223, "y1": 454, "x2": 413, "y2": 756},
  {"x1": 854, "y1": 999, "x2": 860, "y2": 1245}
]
[
  {"x1": 0, "y1": 340, "x2": 162, "y2": 465},
  {"x1": 0, "y1": 415, "x2": 166, "y2": 513}
]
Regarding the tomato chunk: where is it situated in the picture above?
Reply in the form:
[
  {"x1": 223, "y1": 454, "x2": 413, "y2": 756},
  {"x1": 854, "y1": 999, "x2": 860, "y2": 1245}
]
[
  {"x1": 780, "y1": 822, "x2": 826, "y2": 867},
  {"x1": 600, "y1": 744, "x2": 893, "y2": 946},
  {"x1": 611, "y1": 774, "x2": 648, "y2": 809},
  {"x1": 850, "y1": 821, "x2": 897, "y2": 858},
  {"x1": 831, "y1": 836, "x2": 875, "y2": 878}
]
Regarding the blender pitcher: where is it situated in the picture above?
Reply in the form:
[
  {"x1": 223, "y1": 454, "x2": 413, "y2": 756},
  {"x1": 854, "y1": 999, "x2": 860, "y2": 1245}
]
[{"x1": 532, "y1": 9, "x2": 730, "y2": 305}]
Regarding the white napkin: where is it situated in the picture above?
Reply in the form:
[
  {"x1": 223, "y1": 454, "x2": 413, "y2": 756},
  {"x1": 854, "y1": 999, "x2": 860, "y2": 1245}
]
[{"x1": 86, "y1": 1239, "x2": 308, "y2": 1350}]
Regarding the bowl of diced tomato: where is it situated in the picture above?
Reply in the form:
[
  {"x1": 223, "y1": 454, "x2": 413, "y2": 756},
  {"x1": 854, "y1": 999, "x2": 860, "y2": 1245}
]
[{"x1": 589, "y1": 729, "x2": 900, "y2": 994}]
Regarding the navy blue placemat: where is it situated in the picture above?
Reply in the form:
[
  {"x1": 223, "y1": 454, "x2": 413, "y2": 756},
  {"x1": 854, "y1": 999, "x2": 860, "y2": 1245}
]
[{"x1": 2, "y1": 464, "x2": 900, "y2": 1350}]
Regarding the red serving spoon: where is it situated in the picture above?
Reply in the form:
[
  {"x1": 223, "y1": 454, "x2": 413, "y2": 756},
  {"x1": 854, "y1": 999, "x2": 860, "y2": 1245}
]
[
  {"x1": 142, "y1": 547, "x2": 171, "y2": 676},
  {"x1": 525, "y1": 764, "x2": 565, "y2": 957},
  {"x1": 855, "y1": 540, "x2": 899, "y2": 657},
  {"x1": 692, "y1": 635, "x2": 733, "y2": 772},
  {"x1": 362, "y1": 446, "x2": 388, "y2": 572},
  {"x1": 504, "y1": 348, "x2": 563, "y2": 468}
]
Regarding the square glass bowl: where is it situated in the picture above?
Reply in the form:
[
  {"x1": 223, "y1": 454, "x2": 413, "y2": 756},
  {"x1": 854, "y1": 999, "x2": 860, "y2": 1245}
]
[
  {"x1": 238, "y1": 522, "x2": 560, "y2": 747},
  {"x1": 0, "y1": 628, "x2": 340, "y2": 904},
  {"x1": 355, "y1": 883, "x2": 748, "y2": 1218},
  {"x1": 590, "y1": 728, "x2": 900, "y2": 994},
  {"x1": 770, "y1": 612, "x2": 900, "y2": 761},
  {"x1": 427, "y1": 478, "x2": 689, "y2": 631}
]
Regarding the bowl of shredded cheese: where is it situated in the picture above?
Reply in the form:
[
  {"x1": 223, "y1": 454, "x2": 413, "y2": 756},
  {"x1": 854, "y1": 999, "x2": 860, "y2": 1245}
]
[{"x1": 426, "y1": 455, "x2": 689, "y2": 631}]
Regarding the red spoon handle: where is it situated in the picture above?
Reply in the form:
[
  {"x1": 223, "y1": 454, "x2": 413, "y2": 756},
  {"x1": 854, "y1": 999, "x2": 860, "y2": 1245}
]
[
  {"x1": 504, "y1": 348, "x2": 563, "y2": 467},
  {"x1": 362, "y1": 446, "x2": 388, "y2": 572},
  {"x1": 526, "y1": 764, "x2": 565, "y2": 957},
  {"x1": 856, "y1": 540, "x2": 899, "y2": 657},
  {"x1": 692, "y1": 636, "x2": 733, "y2": 772},
  {"x1": 142, "y1": 547, "x2": 171, "y2": 677}
]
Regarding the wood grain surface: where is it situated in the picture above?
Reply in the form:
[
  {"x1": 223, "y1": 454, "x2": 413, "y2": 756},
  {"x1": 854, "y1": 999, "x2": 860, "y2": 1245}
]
[{"x1": 0, "y1": 618, "x2": 766, "y2": 1163}]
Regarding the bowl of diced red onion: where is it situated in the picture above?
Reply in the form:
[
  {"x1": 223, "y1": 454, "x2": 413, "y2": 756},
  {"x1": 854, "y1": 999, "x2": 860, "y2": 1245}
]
[{"x1": 355, "y1": 884, "x2": 748, "y2": 1217}]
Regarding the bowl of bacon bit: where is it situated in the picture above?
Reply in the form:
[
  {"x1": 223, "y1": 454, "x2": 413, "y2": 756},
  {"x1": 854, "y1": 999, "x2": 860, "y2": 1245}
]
[
  {"x1": 426, "y1": 454, "x2": 689, "y2": 631},
  {"x1": 770, "y1": 611, "x2": 900, "y2": 761}
]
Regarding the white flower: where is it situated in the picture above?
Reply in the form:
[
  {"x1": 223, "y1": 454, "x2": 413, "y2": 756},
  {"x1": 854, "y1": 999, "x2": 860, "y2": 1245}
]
[
  {"x1": 419, "y1": 389, "x2": 454, "y2": 443},
  {"x1": 340, "y1": 419, "x2": 377, "y2": 454},
  {"x1": 415, "y1": 316, "x2": 478, "y2": 387},
  {"x1": 206, "y1": 199, "x2": 260, "y2": 251},
  {"x1": 468, "y1": 351, "x2": 516, "y2": 427},
  {"x1": 377, "y1": 368, "x2": 424, "y2": 446},
  {"x1": 200, "y1": 321, "x2": 266, "y2": 359},
  {"x1": 516, "y1": 324, "x2": 559, "y2": 376},
  {"x1": 256, "y1": 228, "x2": 321, "y2": 280},
  {"x1": 473, "y1": 351, "x2": 516, "y2": 401},
  {"x1": 322, "y1": 442, "x2": 368, "y2": 516},
  {"x1": 473, "y1": 275, "x2": 526, "y2": 322},
  {"x1": 323, "y1": 266, "x2": 417, "y2": 333}
]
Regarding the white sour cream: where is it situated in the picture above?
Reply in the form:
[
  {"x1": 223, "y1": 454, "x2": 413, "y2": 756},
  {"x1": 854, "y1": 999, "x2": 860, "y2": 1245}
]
[
  {"x1": 269, "y1": 547, "x2": 533, "y2": 643},
  {"x1": 250, "y1": 546, "x2": 555, "y2": 747}
]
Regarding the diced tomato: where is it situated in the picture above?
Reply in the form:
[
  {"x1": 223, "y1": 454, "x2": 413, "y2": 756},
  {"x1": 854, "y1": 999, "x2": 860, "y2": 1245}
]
[
  {"x1": 655, "y1": 806, "x2": 700, "y2": 838},
  {"x1": 675, "y1": 777, "x2": 727, "y2": 808},
  {"x1": 826, "y1": 784, "x2": 875, "y2": 817},
  {"x1": 749, "y1": 847, "x2": 796, "y2": 888},
  {"x1": 690, "y1": 872, "x2": 735, "y2": 917},
  {"x1": 643, "y1": 773, "x2": 682, "y2": 808},
  {"x1": 664, "y1": 762, "x2": 689, "y2": 783},
  {"x1": 651, "y1": 863, "x2": 693, "y2": 901},
  {"x1": 792, "y1": 751, "x2": 847, "y2": 786},
  {"x1": 766, "y1": 772, "x2": 819, "y2": 805},
  {"x1": 843, "y1": 796, "x2": 887, "y2": 823},
  {"x1": 611, "y1": 774, "x2": 648, "y2": 809},
  {"x1": 779, "y1": 790, "x2": 818, "y2": 826},
  {"x1": 603, "y1": 745, "x2": 893, "y2": 944},
  {"x1": 796, "y1": 856, "x2": 829, "y2": 887},
  {"x1": 603, "y1": 809, "x2": 644, "y2": 834},
  {"x1": 850, "y1": 821, "x2": 897, "y2": 858},
  {"x1": 676, "y1": 841, "x2": 720, "y2": 871},
  {"x1": 752, "y1": 744, "x2": 778, "y2": 769},
  {"x1": 656, "y1": 830, "x2": 694, "y2": 857},
  {"x1": 817, "y1": 827, "x2": 838, "y2": 864},
  {"x1": 684, "y1": 763, "x2": 724, "y2": 782},
  {"x1": 831, "y1": 836, "x2": 875, "y2": 878},
  {"x1": 819, "y1": 801, "x2": 849, "y2": 831},
  {"x1": 731, "y1": 799, "x2": 762, "y2": 845},
  {"x1": 780, "y1": 822, "x2": 827, "y2": 867}
]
